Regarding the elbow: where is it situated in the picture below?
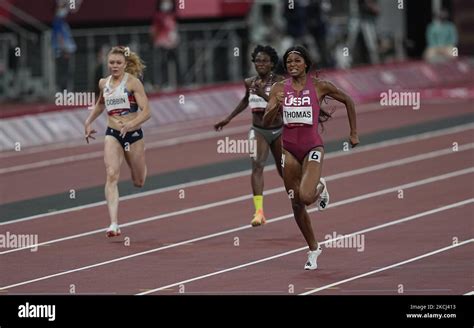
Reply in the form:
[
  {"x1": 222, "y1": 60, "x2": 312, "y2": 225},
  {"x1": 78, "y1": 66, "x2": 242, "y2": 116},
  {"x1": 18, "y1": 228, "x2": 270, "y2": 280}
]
[
  {"x1": 345, "y1": 96, "x2": 355, "y2": 110},
  {"x1": 143, "y1": 109, "x2": 151, "y2": 122}
]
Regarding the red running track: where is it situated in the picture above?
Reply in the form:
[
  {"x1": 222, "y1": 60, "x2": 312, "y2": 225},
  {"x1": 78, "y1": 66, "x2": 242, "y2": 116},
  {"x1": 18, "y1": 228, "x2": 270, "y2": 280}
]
[
  {"x1": 0, "y1": 99, "x2": 472, "y2": 295},
  {"x1": 0, "y1": 98, "x2": 472, "y2": 203}
]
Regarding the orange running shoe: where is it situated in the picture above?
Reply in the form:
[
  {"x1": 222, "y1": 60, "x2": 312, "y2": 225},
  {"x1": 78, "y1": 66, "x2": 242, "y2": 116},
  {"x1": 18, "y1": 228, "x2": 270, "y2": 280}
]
[{"x1": 251, "y1": 209, "x2": 266, "y2": 227}]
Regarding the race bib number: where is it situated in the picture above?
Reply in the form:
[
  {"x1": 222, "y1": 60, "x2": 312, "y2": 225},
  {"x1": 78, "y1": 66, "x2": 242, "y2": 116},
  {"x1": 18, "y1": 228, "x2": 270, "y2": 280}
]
[{"x1": 308, "y1": 150, "x2": 322, "y2": 163}]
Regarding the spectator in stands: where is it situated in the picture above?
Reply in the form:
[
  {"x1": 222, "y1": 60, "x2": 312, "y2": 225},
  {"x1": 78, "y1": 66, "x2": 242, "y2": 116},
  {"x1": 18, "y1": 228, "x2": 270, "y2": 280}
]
[
  {"x1": 423, "y1": 10, "x2": 458, "y2": 63},
  {"x1": 248, "y1": 3, "x2": 285, "y2": 74},
  {"x1": 151, "y1": 0, "x2": 179, "y2": 90},
  {"x1": 94, "y1": 47, "x2": 107, "y2": 97},
  {"x1": 282, "y1": 0, "x2": 307, "y2": 49},
  {"x1": 333, "y1": 29, "x2": 352, "y2": 69},
  {"x1": 252, "y1": 4, "x2": 283, "y2": 51},
  {"x1": 347, "y1": 0, "x2": 380, "y2": 65},
  {"x1": 378, "y1": 32, "x2": 397, "y2": 63},
  {"x1": 52, "y1": 0, "x2": 81, "y2": 91},
  {"x1": 8, "y1": 39, "x2": 20, "y2": 75},
  {"x1": 306, "y1": 0, "x2": 333, "y2": 68},
  {"x1": 52, "y1": 0, "x2": 78, "y2": 58}
]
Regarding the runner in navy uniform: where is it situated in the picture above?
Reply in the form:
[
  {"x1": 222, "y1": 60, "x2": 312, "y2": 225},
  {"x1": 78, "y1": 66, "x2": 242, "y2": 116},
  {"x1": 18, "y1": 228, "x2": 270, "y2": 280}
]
[{"x1": 84, "y1": 46, "x2": 151, "y2": 237}]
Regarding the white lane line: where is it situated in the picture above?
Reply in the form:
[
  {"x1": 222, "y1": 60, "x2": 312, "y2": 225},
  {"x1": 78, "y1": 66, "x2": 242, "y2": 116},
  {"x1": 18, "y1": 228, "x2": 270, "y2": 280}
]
[
  {"x1": 1, "y1": 178, "x2": 471, "y2": 291},
  {"x1": 340, "y1": 289, "x2": 452, "y2": 292},
  {"x1": 0, "y1": 115, "x2": 251, "y2": 158},
  {"x1": 0, "y1": 124, "x2": 250, "y2": 174},
  {"x1": 1, "y1": 146, "x2": 472, "y2": 254},
  {"x1": 137, "y1": 199, "x2": 474, "y2": 295},
  {"x1": 464, "y1": 291, "x2": 474, "y2": 295},
  {"x1": 0, "y1": 99, "x2": 388, "y2": 159},
  {"x1": 3, "y1": 96, "x2": 469, "y2": 158},
  {"x1": 1, "y1": 125, "x2": 472, "y2": 226},
  {"x1": 300, "y1": 239, "x2": 474, "y2": 295},
  {"x1": 0, "y1": 118, "x2": 472, "y2": 174}
]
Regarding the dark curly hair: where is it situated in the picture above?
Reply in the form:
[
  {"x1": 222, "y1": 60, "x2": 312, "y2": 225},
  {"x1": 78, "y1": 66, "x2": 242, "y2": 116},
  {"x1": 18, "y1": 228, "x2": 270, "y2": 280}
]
[
  {"x1": 318, "y1": 96, "x2": 335, "y2": 131},
  {"x1": 283, "y1": 45, "x2": 312, "y2": 73},
  {"x1": 251, "y1": 45, "x2": 279, "y2": 68}
]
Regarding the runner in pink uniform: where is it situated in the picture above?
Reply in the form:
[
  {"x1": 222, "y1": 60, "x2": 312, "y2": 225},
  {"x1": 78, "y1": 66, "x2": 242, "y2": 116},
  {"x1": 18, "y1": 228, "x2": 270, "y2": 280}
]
[{"x1": 264, "y1": 46, "x2": 359, "y2": 270}]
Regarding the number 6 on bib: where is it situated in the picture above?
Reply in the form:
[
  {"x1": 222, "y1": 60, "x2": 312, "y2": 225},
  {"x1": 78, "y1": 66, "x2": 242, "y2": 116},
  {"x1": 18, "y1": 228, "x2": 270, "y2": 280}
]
[{"x1": 309, "y1": 150, "x2": 321, "y2": 163}]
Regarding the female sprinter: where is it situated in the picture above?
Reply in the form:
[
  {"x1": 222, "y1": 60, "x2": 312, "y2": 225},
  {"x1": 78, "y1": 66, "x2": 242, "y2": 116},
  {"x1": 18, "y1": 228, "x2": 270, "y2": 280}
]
[
  {"x1": 84, "y1": 46, "x2": 151, "y2": 237},
  {"x1": 263, "y1": 45, "x2": 359, "y2": 270},
  {"x1": 214, "y1": 45, "x2": 284, "y2": 227}
]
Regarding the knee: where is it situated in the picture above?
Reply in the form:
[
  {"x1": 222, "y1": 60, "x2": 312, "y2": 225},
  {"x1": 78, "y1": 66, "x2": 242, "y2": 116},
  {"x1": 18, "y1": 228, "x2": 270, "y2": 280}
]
[
  {"x1": 299, "y1": 190, "x2": 315, "y2": 206},
  {"x1": 291, "y1": 201, "x2": 304, "y2": 213},
  {"x1": 252, "y1": 160, "x2": 265, "y2": 173},
  {"x1": 106, "y1": 167, "x2": 120, "y2": 183}
]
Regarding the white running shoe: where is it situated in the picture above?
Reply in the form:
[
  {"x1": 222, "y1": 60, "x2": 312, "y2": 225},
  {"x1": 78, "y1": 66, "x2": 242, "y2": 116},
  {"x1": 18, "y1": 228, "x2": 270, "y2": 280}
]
[
  {"x1": 304, "y1": 246, "x2": 322, "y2": 270},
  {"x1": 106, "y1": 223, "x2": 121, "y2": 238},
  {"x1": 317, "y1": 177, "x2": 329, "y2": 211}
]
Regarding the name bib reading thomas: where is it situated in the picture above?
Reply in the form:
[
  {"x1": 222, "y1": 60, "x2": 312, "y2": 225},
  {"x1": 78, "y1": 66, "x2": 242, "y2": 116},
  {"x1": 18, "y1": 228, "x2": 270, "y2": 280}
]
[{"x1": 282, "y1": 106, "x2": 313, "y2": 125}]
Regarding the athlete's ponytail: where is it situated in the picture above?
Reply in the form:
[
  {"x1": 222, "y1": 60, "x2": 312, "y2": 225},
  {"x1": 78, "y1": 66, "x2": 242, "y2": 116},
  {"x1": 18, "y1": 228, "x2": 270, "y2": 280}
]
[
  {"x1": 108, "y1": 46, "x2": 146, "y2": 79},
  {"x1": 318, "y1": 98, "x2": 335, "y2": 133}
]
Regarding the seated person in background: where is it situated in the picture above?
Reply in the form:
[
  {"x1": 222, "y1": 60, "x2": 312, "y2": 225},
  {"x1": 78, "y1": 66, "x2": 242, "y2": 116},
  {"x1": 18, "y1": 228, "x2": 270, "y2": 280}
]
[{"x1": 423, "y1": 10, "x2": 458, "y2": 63}]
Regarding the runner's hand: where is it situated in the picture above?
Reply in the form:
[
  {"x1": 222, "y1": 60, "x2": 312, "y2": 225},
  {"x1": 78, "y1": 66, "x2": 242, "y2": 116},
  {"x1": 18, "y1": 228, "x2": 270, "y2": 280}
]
[
  {"x1": 214, "y1": 118, "x2": 230, "y2": 131},
  {"x1": 85, "y1": 124, "x2": 97, "y2": 144},
  {"x1": 118, "y1": 120, "x2": 133, "y2": 138},
  {"x1": 276, "y1": 92, "x2": 284, "y2": 104}
]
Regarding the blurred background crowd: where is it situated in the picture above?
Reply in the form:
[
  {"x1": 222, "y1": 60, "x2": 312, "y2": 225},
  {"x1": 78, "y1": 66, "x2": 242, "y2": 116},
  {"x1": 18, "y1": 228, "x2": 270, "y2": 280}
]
[{"x1": 0, "y1": 0, "x2": 472, "y2": 103}]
